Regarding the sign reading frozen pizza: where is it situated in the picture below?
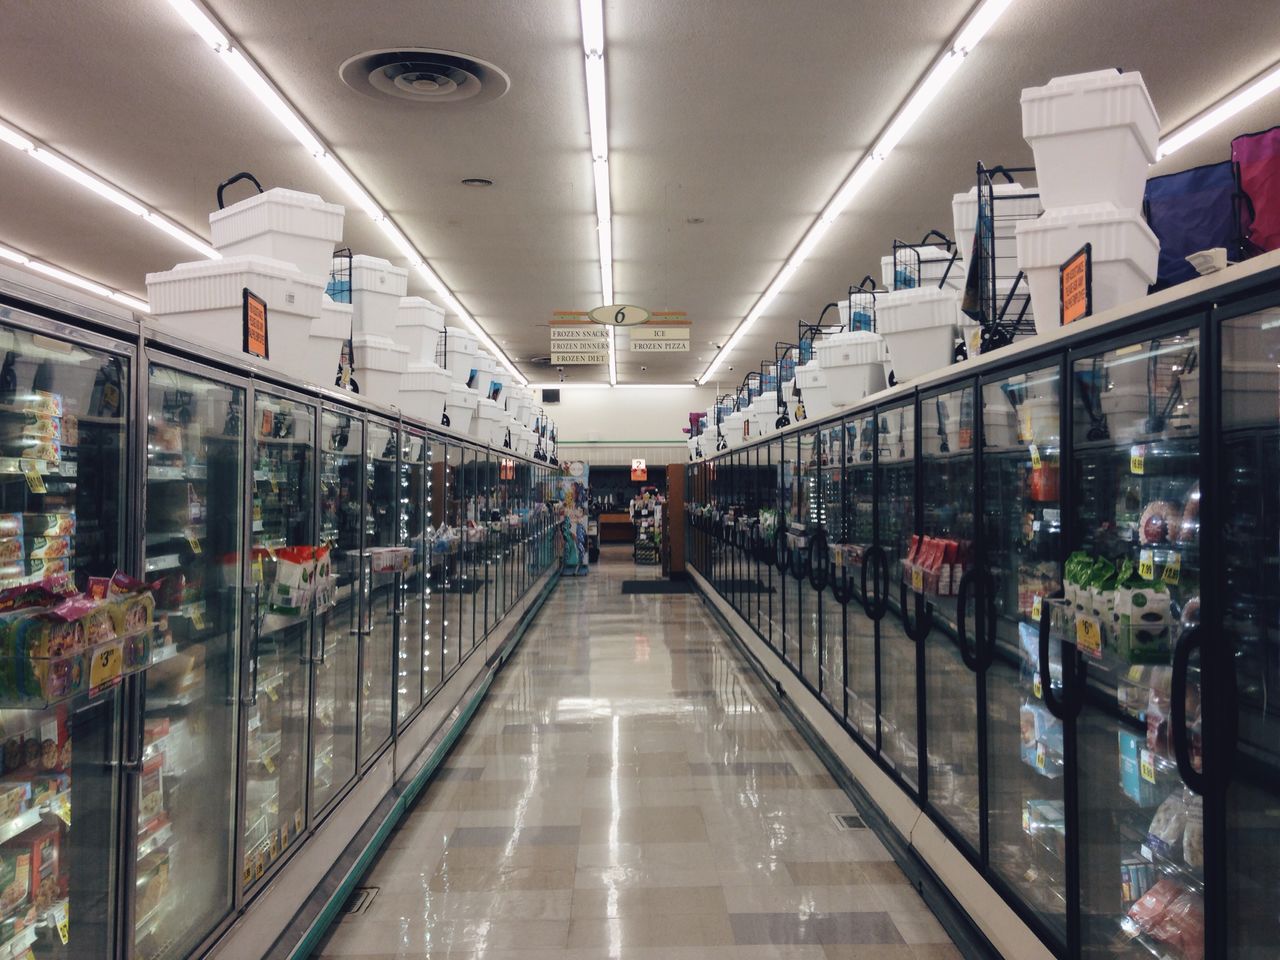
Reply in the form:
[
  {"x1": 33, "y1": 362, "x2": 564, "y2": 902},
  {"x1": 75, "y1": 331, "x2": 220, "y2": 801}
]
[{"x1": 630, "y1": 324, "x2": 690, "y2": 352}]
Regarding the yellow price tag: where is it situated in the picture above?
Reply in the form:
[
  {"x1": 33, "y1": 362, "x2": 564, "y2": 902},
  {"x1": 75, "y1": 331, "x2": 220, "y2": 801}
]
[
  {"x1": 89, "y1": 642, "x2": 123, "y2": 689},
  {"x1": 1140, "y1": 748, "x2": 1156, "y2": 784},
  {"x1": 833, "y1": 549, "x2": 843, "y2": 569},
  {"x1": 255, "y1": 851, "x2": 265, "y2": 879},
  {"x1": 243, "y1": 858, "x2": 254, "y2": 888},
  {"x1": 295, "y1": 809, "x2": 305, "y2": 834},
  {"x1": 1130, "y1": 447, "x2": 1145, "y2": 475},
  {"x1": 269, "y1": 834, "x2": 280, "y2": 860},
  {"x1": 1021, "y1": 408, "x2": 1033, "y2": 442},
  {"x1": 54, "y1": 902, "x2": 68, "y2": 945},
  {"x1": 56, "y1": 794, "x2": 71, "y2": 827},
  {"x1": 911, "y1": 566, "x2": 923, "y2": 592},
  {"x1": 187, "y1": 534, "x2": 202, "y2": 555},
  {"x1": 280, "y1": 824, "x2": 290, "y2": 851},
  {"x1": 262, "y1": 752, "x2": 276, "y2": 774},
  {"x1": 253, "y1": 556, "x2": 264, "y2": 584},
  {"x1": 1035, "y1": 742, "x2": 1047, "y2": 770},
  {"x1": 271, "y1": 476, "x2": 279, "y2": 494},
  {"x1": 1033, "y1": 673, "x2": 1043, "y2": 700},
  {"x1": 1031, "y1": 594, "x2": 1043, "y2": 622},
  {"x1": 190, "y1": 605, "x2": 206, "y2": 631},
  {"x1": 1162, "y1": 552, "x2": 1181, "y2": 585},
  {"x1": 1138, "y1": 550, "x2": 1155, "y2": 581},
  {"x1": 266, "y1": 682, "x2": 279, "y2": 702},
  {"x1": 1029, "y1": 443, "x2": 1041, "y2": 469},
  {"x1": 1075, "y1": 615, "x2": 1103, "y2": 658},
  {"x1": 23, "y1": 462, "x2": 46, "y2": 495}
]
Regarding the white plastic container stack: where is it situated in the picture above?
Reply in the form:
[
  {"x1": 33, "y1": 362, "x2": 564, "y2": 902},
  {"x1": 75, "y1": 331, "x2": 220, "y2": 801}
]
[
  {"x1": 508, "y1": 386, "x2": 535, "y2": 428},
  {"x1": 396, "y1": 297, "x2": 446, "y2": 364},
  {"x1": 208, "y1": 188, "x2": 344, "y2": 279},
  {"x1": 469, "y1": 350, "x2": 499, "y2": 399},
  {"x1": 352, "y1": 333, "x2": 409, "y2": 405},
  {"x1": 474, "y1": 398, "x2": 507, "y2": 445},
  {"x1": 1020, "y1": 69, "x2": 1159, "y2": 210},
  {"x1": 877, "y1": 287, "x2": 964, "y2": 383},
  {"x1": 443, "y1": 326, "x2": 480, "y2": 385},
  {"x1": 401, "y1": 359, "x2": 451, "y2": 426},
  {"x1": 686, "y1": 436, "x2": 701, "y2": 461},
  {"x1": 951, "y1": 182, "x2": 1043, "y2": 267},
  {"x1": 350, "y1": 256, "x2": 408, "y2": 340},
  {"x1": 723, "y1": 410, "x2": 745, "y2": 449},
  {"x1": 445, "y1": 382, "x2": 479, "y2": 434},
  {"x1": 146, "y1": 256, "x2": 325, "y2": 369},
  {"x1": 307, "y1": 295, "x2": 352, "y2": 386},
  {"x1": 1016, "y1": 69, "x2": 1161, "y2": 333},
  {"x1": 795, "y1": 362, "x2": 833, "y2": 421},
  {"x1": 1016, "y1": 203, "x2": 1159, "y2": 333},
  {"x1": 813, "y1": 331, "x2": 888, "y2": 407}
]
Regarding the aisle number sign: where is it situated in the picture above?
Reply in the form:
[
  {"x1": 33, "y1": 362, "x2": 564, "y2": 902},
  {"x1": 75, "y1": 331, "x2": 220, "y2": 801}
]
[
  {"x1": 587, "y1": 303, "x2": 651, "y2": 327},
  {"x1": 631, "y1": 459, "x2": 647, "y2": 482},
  {"x1": 1059, "y1": 244, "x2": 1092, "y2": 327},
  {"x1": 243, "y1": 288, "x2": 269, "y2": 360}
]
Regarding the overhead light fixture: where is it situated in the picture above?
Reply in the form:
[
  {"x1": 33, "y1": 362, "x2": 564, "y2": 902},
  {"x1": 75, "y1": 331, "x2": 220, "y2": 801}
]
[
  {"x1": 0, "y1": 116, "x2": 220, "y2": 260},
  {"x1": 699, "y1": 0, "x2": 1015, "y2": 383},
  {"x1": 461, "y1": 177, "x2": 494, "y2": 187},
  {"x1": 578, "y1": 0, "x2": 615, "y2": 386},
  {"x1": 1157, "y1": 60, "x2": 1280, "y2": 159},
  {"x1": 0, "y1": 241, "x2": 151, "y2": 310},
  {"x1": 159, "y1": 0, "x2": 527, "y2": 385}
]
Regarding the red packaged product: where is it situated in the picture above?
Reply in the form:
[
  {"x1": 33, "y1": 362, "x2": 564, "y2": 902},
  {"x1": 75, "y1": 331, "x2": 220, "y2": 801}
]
[
  {"x1": 1126, "y1": 877, "x2": 1182, "y2": 933},
  {"x1": 1149, "y1": 890, "x2": 1205, "y2": 960}
]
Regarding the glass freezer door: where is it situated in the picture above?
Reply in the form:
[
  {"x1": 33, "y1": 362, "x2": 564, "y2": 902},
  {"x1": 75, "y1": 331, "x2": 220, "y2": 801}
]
[
  {"x1": 919, "y1": 383, "x2": 980, "y2": 851},
  {"x1": 139, "y1": 360, "x2": 244, "y2": 959},
  {"x1": 241, "y1": 391, "x2": 315, "y2": 893},
  {"x1": 311, "y1": 411, "x2": 362, "y2": 815},
  {"x1": 397, "y1": 432, "x2": 426, "y2": 728},
  {"x1": 358, "y1": 420, "x2": 398, "y2": 765},
  {"x1": 1072, "y1": 329, "x2": 1204, "y2": 960},
  {"x1": 816, "y1": 421, "x2": 844, "y2": 709},
  {"x1": 846, "y1": 412, "x2": 878, "y2": 745},
  {"x1": 1219, "y1": 304, "x2": 1280, "y2": 959},
  {"x1": 0, "y1": 322, "x2": 132, "y2": 960},
  {"x1": 981, "y1": 365, "x2": 1067, "y2": 942}
]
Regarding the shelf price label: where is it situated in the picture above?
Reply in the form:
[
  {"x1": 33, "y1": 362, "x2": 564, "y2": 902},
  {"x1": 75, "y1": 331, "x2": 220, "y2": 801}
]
[
  {"x1": 1138, "y1": 550, "x2": 1156, "y2": 581},
  {"x1": 243, "y1": 857, "x2": 253, "y2": 888},
  {"x1": 23, "y1": 462, "x2": 45, "y2": 494},
  {"x1": 1161, "y1": 552, "x2": 1181, "y2": 585},
  {"x1": 1140, "y1": 748, "x2": 1157, "y2": 784},
  {"x1": 910, "y1": 566, "x2": 923, "y2": 592},
  {"x1": 89, "y1": 642, "x2": 123, "y2": 689},
  {"x1": 262, "y1": 752, "x2": 276, "y2": 774},
  {"x1": 254, "y1": 851, "x2": 266, "y2": 880},
  {"x1": 1029, "y1": 443, "x2": 1041, "y2": 469},
  {"x1": 190, "y1": 605, "x2": 206, "y2": 631},
  {"x1": 1035, "y1": 742, "x2": 1048, "y2": 771},
  {"x1": 187, "y1": 532, "x2": 202, "y2": 555},
  {"x1": 280, "y1": 824, "x2": 290, "y2": 851},
  {"x1": 1031, "y1": 594, "x2": 1043, "y2": 622},
  {"x1": 295, "y1": 809, "x2": 305, "y2": 834},
  {"x1": 1075, "y1": 615, "x2": 1103, "y2": 658},
  {"x1": 53, "y1": 902, "x2": 68, "y2": 945},
  {"x1": 1032, "y1": 672, "x2": 1043, "y2": 700},
  {"x1": 1130, "y1": 445, "x2": 1145, "y2": 475}
]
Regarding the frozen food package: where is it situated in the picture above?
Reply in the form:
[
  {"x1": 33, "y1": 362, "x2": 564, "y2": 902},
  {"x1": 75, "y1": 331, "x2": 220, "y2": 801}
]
[
  {"x1": 26, "y1": 537, "x2": 72, "y2": 561},
  {"x1": 60, "y1": 413, "x2": 77, "y2": 447},
  {"x1": 1146, "y1": 791, "x2": 1187, "y2": 856},
  {"x1": 0, "y1": 540, "x2": 24, "y2": 566},
  {"x1": 1149, "y1": 889, "x2": 1205, "y2": 960},
  {"x1": 20, "y1": 414, "x2": 60, "y2": 442},
  {"x1": 108, "y1": 593, "x2": 155, "y2": 637},
  {"x1": 27, "y1": 557, "x2": 69, "y2": 579},
  {"x1": 24, "y1": 513, "x2": 74, "y2": 538},
  {"x1": 19, "y1": 440, "x2": 60, "y2": 464},
  {"x1": 1125, "y1": 877, "x2": 1183, "y2": 934},
  {"x1": 1183, "y1": 791, "x2": 1204, "y2": 868},
  {"x1": 24, "y1": 392, "x2": 62, "y2": 418},
  {"x1": 0, "y1": 516, "x2": 21, "y2": 539}
]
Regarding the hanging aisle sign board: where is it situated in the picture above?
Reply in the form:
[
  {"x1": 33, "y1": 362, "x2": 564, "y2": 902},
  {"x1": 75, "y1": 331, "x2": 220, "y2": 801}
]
[
  {"x1": 588, "y1": 304, "x2": 651, "y2": 327},
  {"x1": 1060, "y1": 243, "x2": 1092, "y2": 326},
  {"x1": 550, "y1": 318, "x2": 609, "y2": 364},
  {"x1": 630, "y1": 324, "x2": 690, "y2": 352},
  {"x1": 243, "y1": 288, "x2": 269, "y2": 360}
]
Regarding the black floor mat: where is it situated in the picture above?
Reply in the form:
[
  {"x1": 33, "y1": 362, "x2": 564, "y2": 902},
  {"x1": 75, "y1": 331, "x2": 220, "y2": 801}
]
[{"x1": 621, "y1": 580, "x2": 693, "y2": 594}]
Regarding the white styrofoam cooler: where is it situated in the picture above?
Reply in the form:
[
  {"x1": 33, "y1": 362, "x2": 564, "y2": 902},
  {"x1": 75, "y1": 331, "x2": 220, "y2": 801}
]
[
  {"x1": 396, "y1": 297, "x2": 446, "y2": 364},
  {"x1": 687, "y1": 437, "x2": 701, "y2": 461},
  {"x1": 880, "y1": 245, "x2": 963, "y2": 292},
  {"x1": 473, "y1": 397, "x2": 508, "y2": 445},
  {"x1": 1021, "y1": 69, "x2": 1159, "y2": 210},
  {"x1": 445, "y1": 383, "x2": 479, "y2": 433},
  {"x1": 469, "y1": 350, "x2": 499, "y2": 398},
  {"x1": 352, "y1": 333, "x2": 409, "y2": 404},
  {"x1": 351, "y1": 256, "x2": 408, "y2": 341},
  {"x1": 795, "y1": 362, "x2": 833, "y2": 421},
  {"x1": 209, "y1": 188, "x2": 344, "y2": 279},
  {"x1": 723, "y1": 411, "x2": 745, "y2": 449},
  {"x1": 401, "y1": 359, "x2": 451, "y2": 426},
  {"x1": 146, "y1": 255, "x2": 325, "y2": 369},
  {"x1": 303, "y1": 296, "x2": 352, "y2": 388},
  {"x1": 1015, "y1": 203, "x2": 1159, "y2": 334},
  {"x1": 508, "y1": 386, "x2": 534, "y2": 428},
  {"x1": 951, "y1": 181, "x2": 1043, "y2": 266},
  {"x1": 443, "y1": 326, "x2": 479, "y2": 384},
  {"x1": 314, "y1": 295, "x2": 352, "y2": 340},
  {"x1": 813, "y1": 331, "x2": 888, "y2": 407},
  {"x1": 877, "y1": 287, "x2": 964, "y2": 383},
  {"x1": 838, "y1": 298, "x2": 878, "y2": 334}
]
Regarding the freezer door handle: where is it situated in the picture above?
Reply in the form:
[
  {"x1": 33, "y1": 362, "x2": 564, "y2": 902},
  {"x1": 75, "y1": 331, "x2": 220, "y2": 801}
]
[
  {"x1": 1036, "y1": 589, "x2": 1085, "y2": 719},
  {"x1": 955, "y1": 569, "x2": 979, "y2": 671},
  {"x1": 899, "y1": 578, "x2": 931, "y2": 644},
  {"x1": 807, "y1": 528, "x2": 829, "y2": 592},
  {"x1": 1171, "y1": 625, "x2": 1206, "y2": 795},
  {"x1": 981, "y1": 569, "x2": 998, "y2": 671}
]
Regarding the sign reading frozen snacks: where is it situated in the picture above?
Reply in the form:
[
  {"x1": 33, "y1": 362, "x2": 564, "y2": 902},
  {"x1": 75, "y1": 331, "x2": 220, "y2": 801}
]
[
  {"x1": 243, "y1": 288, "x2": 269, "y2": 360},
  {"x1": 1060, "y1": 244, "x2": 1092, "y2": 326},
  {"x1": 549, "y1": 319, "x2": 609, "y2": 364}
]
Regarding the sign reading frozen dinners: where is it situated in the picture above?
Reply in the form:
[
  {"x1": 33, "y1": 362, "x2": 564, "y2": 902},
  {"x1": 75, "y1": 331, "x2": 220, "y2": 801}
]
[
  {"x1": 588, "y1": 304, "x2": 651, "y2": 327},
  {"x1": 550, "y1": 319, "x2": 609, "y2": 365},
  {"x1": 630, "y1": 325, "x2": 690, "y2": 352}
]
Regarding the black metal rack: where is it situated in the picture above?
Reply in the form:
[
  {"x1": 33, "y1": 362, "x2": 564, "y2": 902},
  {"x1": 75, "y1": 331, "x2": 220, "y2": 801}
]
[{"x1": 967, "y1": 163, "x2": 1041, "y2": 354}]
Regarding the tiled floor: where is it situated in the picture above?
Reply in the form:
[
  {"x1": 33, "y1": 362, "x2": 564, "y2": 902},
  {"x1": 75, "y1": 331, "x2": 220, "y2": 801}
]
[{"x1": 314, "y1": 547, "x2": 964, "y2": 959}]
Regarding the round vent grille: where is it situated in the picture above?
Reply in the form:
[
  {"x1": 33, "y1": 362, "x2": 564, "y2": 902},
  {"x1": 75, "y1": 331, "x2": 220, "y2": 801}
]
[{"x1": 340, "y1": 49, "x2": 510, "y2": 105}]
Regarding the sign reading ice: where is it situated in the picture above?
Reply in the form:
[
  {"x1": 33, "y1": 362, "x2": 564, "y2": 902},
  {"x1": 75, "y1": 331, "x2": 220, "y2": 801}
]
[{"x1": 630, "y1": 326, "x2": 689, "y2": 352}]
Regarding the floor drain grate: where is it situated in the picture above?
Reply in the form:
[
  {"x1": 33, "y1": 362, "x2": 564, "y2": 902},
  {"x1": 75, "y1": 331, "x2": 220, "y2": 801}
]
[
  {"x1": 831, "y1": 813, "x2": 866, "y2": 830},
  {"x1": 343, "y1": 887, "x2": 378, "y2": 917}
]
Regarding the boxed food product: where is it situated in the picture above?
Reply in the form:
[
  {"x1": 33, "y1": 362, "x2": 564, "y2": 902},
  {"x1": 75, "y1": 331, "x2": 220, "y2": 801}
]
[
  {"x1": 24, "y1": 393, "x2": 63, "y2": 418},
  {"x1": 0, "y1": 847, "x2": 30, "y2": 916},
  {"x1": 0, "y1": 781, "x2": 30, "y2": 819},
  {"x1": 20, "y1": 414, "x2": 61, "y2": 442},
  {"x1": 1118, "y1": 729, "x2": 1161, "y2": 806},
  {"x1": 0, "y1": 540, "x2": 24, "y2": 566},
  {"x1": 1121, "y1": 856, "x2": 1157, "y2": 905},
  {"x1": 1116, "y1": 583, "x2": 1174, "y2": 663},
  {"x1": 1146, "y1": 790, "x2": 1187, "y2": 858},
  {"x1": 4, "y1": 821, "x2": 61, "y2": 913},
  {"x1": 27, "y1": 558, "x2": 69, "y2": 580},
  {"x1": 24, "y1": 514, "x2": 74, "y2": 539},
  {"x1": 138, "y1": 753, "x2": 164, "y2": 823},
  {"x1": 0, "y1": 516, "x2": 21, "y2": 539},
  {"x1": 19, "y1": 441, "x2": 61, "y2": 464},
  {"x1": 26, "y1": 538, "x2": 72, "y2": 561}
]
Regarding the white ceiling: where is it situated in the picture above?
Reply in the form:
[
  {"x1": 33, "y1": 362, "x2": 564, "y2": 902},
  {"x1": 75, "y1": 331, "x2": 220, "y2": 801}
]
[{"x1": 0, "y1": 1, "x2": 1277, "y2": 389}]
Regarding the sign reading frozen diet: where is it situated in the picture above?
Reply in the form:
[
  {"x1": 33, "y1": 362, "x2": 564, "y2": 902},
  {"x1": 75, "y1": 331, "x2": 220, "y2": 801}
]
[{"x1": 550, "y1": 319, "x2": 610, "y2": 364}]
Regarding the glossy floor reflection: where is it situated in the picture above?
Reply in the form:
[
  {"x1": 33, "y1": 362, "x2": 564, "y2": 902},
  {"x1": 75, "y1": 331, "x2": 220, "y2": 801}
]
[{"x1": 315, "y1": 546, "x2": 963, "y2": 959}]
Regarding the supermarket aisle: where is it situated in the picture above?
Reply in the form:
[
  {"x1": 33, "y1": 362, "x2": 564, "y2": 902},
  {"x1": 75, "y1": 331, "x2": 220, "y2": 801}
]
[{"x1": 314, "y1": 548, "x2": 963, "y2": 959}]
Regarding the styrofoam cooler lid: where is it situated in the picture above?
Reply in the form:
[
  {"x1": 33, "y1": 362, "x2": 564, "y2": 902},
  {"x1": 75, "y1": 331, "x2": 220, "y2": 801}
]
[
  {"x1": 350, "y1": 255, "x2": 409, "y2": 296},
  {"x1": 448, "y1": 382, "x2": 479, "y2": 408},
  {"x1": 146, "y1": 254, "x2": 324, "y2": 316},
  {"x1": 445, "y1": 325, "x2": 479, "y2": 352},
  {"x1": 314, "y1": 295, "x2": 352, "y2": 339},
  {"x1": 796, "y1": 362, "x2": 826, "y2": 388},
  {"x1": 876, "y1": 287, "x2": 962, "y2": 333},
  {"x1": 403, "y1": 359, "x2": 451, "y2": 390},
  {"x1": 814, "y1": 330, "x2": 885, "y2": 367},
  {"x1": 209, "y1": 187, "x2": 344, "y2": 242},
  {"x1": 1020, "y1": 69, "x2": 1159, "y2": 159},
  {"x1": 397, "y1": 296, "x2": 446, "y2": 331},
  {"x1": 1014, "y1": 202, "x2": 1159, "y2": 274},
  {"x1": 477, "y1": 397, "x2": 505, "y2": 422},
  {"x1": 353, "y1": 333, "x2": 410, "y2": 372}
]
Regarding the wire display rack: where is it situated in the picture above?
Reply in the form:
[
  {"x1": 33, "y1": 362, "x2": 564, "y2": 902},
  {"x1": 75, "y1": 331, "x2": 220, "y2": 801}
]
[
  {"x1": 968, "y1": 163, "x2": 1041, "y2": 353},
  {"x1": 891, "y1": 230, "x2": 961, "y2": 291},
  {"x1": 327, "y1": 247, "x2": 355, "y2": 391}
]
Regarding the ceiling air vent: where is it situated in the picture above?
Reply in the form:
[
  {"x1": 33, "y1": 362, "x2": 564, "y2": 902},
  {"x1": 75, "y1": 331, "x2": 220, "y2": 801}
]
[{"x1": 340, "y1": 49, "x2": 510, "y2": 105}]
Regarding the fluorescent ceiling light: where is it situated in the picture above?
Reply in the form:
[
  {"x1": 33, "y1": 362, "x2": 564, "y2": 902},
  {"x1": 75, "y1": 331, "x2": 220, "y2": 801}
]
[
  {"x1": 31, "y1": 150, "x2": 148, "y2": 217},
  {"x1": 0, "y1": 244, "x2": 28, "y2": 265},
  {"x1": 143, "y1": 213, "x2": 219, "y2": 259},
  {"x1": 1158, "y1": 60, "x2": 1280, "y2": 159},
  {"x1": 1, "y1": 242, "x2": 151, "y2": 310},
  {"x1": 578, "y1": 0, "x2": 615, "y2": 386},
  {"x1": 0, "y1": 121, "x2": 32, "y2": 152},
  {"x1": 157, "y1": 0, "x2": 525, "y2": 384},
  {"x1": 699, "y1": 0, "x2": 1013, "y2": 383},
  {"x1": 110, "y1": 291, "x2": 151, "y2": 312}
]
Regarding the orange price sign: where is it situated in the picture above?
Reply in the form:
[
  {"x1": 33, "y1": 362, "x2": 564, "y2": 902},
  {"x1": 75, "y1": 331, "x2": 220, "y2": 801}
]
[
  {"x1": 1060, "y1": 244, "x2": 1092, "y2": 326},
  {"x1": 243, "y1": 288, "x2": 269, "y2": 360}
]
